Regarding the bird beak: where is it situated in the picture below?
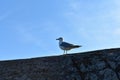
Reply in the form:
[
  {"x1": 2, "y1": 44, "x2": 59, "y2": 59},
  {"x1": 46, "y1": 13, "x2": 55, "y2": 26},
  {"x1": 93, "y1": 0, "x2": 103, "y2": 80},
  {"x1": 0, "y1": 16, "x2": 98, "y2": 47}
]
[{"x1": 56, "y1": 38, "x2": 59, "y2": 40}]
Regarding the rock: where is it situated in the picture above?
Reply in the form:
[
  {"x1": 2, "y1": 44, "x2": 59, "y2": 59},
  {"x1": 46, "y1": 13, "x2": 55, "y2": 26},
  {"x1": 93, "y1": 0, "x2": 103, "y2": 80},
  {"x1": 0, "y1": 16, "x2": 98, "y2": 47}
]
[{"x1": 0, "y1": 48, "x2": 120, "y2": 80}]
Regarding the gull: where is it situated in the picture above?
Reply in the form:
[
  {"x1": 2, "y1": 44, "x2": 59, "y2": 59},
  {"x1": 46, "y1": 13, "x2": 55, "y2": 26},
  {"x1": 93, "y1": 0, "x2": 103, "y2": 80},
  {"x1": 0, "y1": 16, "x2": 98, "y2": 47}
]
[{"x1": 56, "y1": 37, "x2": 81, "y2": 54}]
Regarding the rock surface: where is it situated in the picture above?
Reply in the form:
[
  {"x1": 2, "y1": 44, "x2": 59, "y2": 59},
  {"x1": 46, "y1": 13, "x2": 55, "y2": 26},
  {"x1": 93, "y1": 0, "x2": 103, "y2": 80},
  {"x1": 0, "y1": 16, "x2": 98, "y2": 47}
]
[{"x1": 0, "y1": 48, "x2": 120, "y2": 80}]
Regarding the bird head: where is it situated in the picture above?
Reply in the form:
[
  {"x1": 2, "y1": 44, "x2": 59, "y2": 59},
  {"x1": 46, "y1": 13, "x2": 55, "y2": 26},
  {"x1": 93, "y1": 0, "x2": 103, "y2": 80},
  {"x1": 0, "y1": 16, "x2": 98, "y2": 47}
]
[{"x1": 56, "y1": 37, "x2": 63, "y2": 41}]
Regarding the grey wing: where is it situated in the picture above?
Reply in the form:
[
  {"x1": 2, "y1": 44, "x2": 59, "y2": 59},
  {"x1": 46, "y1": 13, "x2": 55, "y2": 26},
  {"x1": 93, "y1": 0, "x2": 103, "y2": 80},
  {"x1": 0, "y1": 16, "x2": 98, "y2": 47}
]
[{"x1": 60, "y1": 42, "x2": 74, "y2": 48}]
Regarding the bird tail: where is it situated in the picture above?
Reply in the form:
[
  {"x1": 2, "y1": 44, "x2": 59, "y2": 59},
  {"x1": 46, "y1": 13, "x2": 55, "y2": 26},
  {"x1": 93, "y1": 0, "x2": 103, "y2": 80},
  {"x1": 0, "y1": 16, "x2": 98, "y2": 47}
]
[{"x1": 73, "y1": 45, "x2": 82, "y2": 48}]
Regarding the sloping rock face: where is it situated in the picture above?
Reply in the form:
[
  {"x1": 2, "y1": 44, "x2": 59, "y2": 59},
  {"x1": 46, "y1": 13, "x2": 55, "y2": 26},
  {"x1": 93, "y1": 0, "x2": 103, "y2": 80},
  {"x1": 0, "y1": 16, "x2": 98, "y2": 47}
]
[{"x1": 0, "y1": 48, "x2": 120, "y2": 80}]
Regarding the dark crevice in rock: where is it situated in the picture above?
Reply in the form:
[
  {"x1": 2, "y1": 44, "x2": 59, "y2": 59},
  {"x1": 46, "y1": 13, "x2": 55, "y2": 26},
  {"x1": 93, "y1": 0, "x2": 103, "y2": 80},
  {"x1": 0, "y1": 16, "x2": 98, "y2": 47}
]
[
  {"x1": 102, "y1": 57, "x2": 120, "y2": 80},
  {"x1": 70, "y1": 56, "x2": 84, "y2": 80}
]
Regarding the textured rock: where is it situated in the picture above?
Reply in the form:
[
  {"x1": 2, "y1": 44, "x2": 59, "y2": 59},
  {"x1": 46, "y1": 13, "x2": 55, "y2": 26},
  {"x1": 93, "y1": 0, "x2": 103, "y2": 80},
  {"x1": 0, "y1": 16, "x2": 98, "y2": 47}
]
[{"x1": 0, "y1": 48, "x2": 120, "y2": 80}]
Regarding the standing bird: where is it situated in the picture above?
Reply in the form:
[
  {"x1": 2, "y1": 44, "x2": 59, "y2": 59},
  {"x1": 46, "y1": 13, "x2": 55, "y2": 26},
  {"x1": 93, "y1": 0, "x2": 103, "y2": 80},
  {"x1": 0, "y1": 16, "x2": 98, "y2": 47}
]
[{"x1": 56, "y1": 37, "x2": 81, "y2": 54}]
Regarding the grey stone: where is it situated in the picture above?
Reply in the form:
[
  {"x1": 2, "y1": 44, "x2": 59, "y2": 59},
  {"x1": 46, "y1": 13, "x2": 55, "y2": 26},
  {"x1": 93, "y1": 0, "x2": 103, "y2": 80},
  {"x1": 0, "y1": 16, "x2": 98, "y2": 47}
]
[{"x1": 0, "y1": 48, "x2": 120, "y2": 80}]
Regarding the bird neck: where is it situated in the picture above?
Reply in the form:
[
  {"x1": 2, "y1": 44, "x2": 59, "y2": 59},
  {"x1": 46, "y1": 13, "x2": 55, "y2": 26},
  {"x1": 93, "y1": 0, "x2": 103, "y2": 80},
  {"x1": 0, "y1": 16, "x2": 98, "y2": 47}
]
[{"x1": 59, "y1": 40, "x2": 63, "y2": 45}]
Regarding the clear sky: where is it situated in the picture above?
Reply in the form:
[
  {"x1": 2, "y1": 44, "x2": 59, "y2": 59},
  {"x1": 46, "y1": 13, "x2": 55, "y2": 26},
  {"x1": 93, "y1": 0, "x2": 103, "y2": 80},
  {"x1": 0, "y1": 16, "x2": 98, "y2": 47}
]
[{"x1": 0, "y1": 0, "x2": 120, "y2": 60}]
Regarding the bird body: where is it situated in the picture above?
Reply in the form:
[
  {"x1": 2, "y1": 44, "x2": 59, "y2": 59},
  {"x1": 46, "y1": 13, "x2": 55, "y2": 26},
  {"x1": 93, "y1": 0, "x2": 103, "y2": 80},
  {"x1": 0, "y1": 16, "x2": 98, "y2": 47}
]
[{"x1": 56, "y1": 37, "x2": 81, "y2": 54}]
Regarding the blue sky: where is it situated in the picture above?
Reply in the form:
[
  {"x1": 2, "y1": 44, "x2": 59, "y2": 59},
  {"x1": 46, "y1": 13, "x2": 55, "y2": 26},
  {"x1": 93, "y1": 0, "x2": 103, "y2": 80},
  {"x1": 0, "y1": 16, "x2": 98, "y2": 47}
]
[{"x1": 0, "y1": 0, "x2": 120, "y2": 60}]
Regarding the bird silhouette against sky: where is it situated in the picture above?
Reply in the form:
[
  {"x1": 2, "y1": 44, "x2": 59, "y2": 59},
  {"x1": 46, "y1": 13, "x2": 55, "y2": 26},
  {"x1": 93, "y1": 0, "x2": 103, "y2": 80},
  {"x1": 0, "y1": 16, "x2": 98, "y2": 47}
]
[{"x1": 56, "y1": 37, "x2": 82, "y2": 54}]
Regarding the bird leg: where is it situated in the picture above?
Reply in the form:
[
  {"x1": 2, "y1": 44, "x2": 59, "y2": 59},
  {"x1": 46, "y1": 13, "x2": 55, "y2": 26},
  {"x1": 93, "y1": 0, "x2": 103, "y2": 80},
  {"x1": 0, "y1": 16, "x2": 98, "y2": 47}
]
[
  {"x1": 65, "y1": 50, "x2": 67, "y2": 54},
  {"x1": 63, "y1": 50, "x2": 67, "y2": 55},
  {"x1": 63, "y1": 50, "x2": 65, "y2": 54}
]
